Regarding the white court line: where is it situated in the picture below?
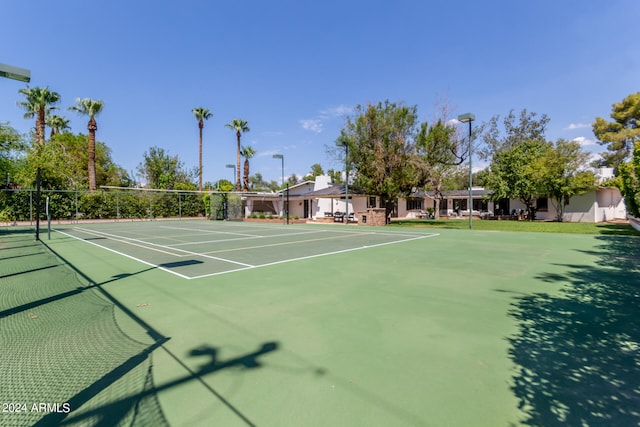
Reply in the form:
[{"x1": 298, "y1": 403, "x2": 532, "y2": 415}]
[
  {"x1": 60, "y1": 226, "x2": 439, "y2": 280},
  {"x1": 72, "y1": 227, "x2": 185, "y2": 256},
  {"x1": 167, "y1": 229, "x2": 331, "y2": 247},
  {"x1": 188, "y1": 233, "x2": 440, "y2": 280},
  {"x1": 159, "y1": 225, "x2": 261, "y2": 238},
  {"x1": 73, "y1": 227, "x2": 254, "y2": 268},
  {"x1": 55, "y1": 229, "x2": 193, "y2": 280}
]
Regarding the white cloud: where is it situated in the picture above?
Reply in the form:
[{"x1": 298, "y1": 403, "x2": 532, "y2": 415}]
[
  {"x1": 565, "y1": 123, "x2": 590, "y2": 130},
  {"x1": 300, "y1": 104, "x2": 353, "y2": 134},
  {"x1": 299, "y1": 119, "x2": 323, "y2": 133},
  {"x1": 262, "y1": 130, "x2": 284, "y2": 136},
  {"x1": 572, "y1": 136, "x2": 597, "y2": 146},
  {"x1": 319, "y1": 105, "x2": 353, "y2": 118},
  {"x1": 588, "y1": 151, "x2": 603, "y2": 165},
  {"x1": 258, "y1": 149, "x2": 280, "y2": 157}
]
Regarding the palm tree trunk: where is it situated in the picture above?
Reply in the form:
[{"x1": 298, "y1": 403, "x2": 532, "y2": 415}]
[
  {"x1": 243, "y1": 159, "x2": 250, "y2": 192},
  {"x1": 198, "y1": 121, "x2": 203, "y2": 191},
  {"x1": 37, "y1": 107, "x2": 45, "y2": 144},
  {"x1": 236, "y1": 131, "x2": 242, "y2": 192},
  {"x1": 88, "y1": 118, "x2": 97, "y2": 191}
]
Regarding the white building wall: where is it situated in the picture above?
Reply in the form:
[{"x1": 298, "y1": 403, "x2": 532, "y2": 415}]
[
  {"x1": 595, "y1": 187, "x2": 626, "y2": 222},
  {"x1": 397, "y1": 196, "x2": 436, "y2": 218},
  {"x1": 563, "y1": 192, "x2": 596, "y2": 222},
  {"x1": 314, "y1": 198, "x2": 333, "y2": 218}
]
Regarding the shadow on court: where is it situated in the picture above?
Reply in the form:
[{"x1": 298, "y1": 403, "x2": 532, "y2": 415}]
[
  {"x1": 1, "y1": 229, "x2": 278, "y2": 426},
  {"x1": 508, "y1": 235, "x2": 640, "y2": 425},
  {"x1": 42, "y1": 341, "x2": 279, "y2": 427}
]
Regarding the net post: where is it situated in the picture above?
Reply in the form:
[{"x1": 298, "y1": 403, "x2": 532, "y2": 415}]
[
  {"x1": 46, "y1": 196, "x2": 51, "y2": 240},
  {"x1": 35, "y1": 168, "x2": 41, "y2": 241}
]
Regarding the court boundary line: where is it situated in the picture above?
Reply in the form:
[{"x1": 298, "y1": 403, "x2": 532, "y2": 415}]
[
  {"x1": 166, "y1": 229, "x2": 332, "y2": 247},
  {"x1": 188, "y1": 233, "x2": 440, "y2": 280},
  {"x1": 200, "y1": 231, "x2": 376, "y2": 255},
  {"x1": 55, "y1": 226, "x2": 440, "y2": 280},
  {"x1": 55, "y1": 229, "x2": 193, "y2": 280},
  {"x1": 72, "y1": 227, "x2": 254, "y2": 268}
]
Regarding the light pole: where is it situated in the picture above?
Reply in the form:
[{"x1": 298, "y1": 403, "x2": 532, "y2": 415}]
[
  {"x1": 335, "y1": 139, "x2": 349, "y2": 224},
  {"x1": 458, "y1": 113, "x2": 475, "y2": 230},
  {"x1": 272, "y1": 154, "x2": 285, "y2": 225},
  {"x1": 225, "y1": 164, "x2": 236, "y2": 189}
]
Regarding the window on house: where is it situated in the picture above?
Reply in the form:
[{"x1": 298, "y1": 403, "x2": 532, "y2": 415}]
[
  {"x1": 473, "y1": 199, "x2": 487, "y2": 211},
  {"x1": 406, "y1": 199, "x2": 423, "y2": 211},
  {"x1": 454, "y1": 199, "x2": 467, "y2": 212},
  {"x1": 368, "y1": 196, "x2": 377, "y2": 208},
  {"x1": 537, "y1": 197, "x2": 548, "y2": 211}
]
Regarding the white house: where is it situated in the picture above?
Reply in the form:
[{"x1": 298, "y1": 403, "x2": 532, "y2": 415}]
[{"x1": 242, "y1": 172, "x2": 627, "y2": 224}]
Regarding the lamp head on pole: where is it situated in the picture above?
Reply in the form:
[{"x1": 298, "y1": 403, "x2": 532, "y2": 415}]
[
  {"x1": 458, "y1": 113, "x2": 475, "y2": 123},
  {"x1": 335, "y1": 139, "x2": 347, "y2": 148},
  {"x1": 272, "y1": 154, "x2": 283, "y2": 159},
  {"x1": 0, "y1": 63, "x2": 31, "y2": 82}
]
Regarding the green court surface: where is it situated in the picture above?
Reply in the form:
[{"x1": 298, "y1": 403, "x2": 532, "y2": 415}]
[{"x1": 1, "y1": 220, "x2": 639, "y2": 426}]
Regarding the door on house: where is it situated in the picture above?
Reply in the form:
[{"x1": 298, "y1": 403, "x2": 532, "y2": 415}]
[{"x1": 303, "y1": 199, "x2": 309, "y2": 218}]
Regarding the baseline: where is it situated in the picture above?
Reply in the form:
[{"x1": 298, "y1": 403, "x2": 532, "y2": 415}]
[
  {"x1": 69, "y1": 227, "x2": 254, "y2": 268},
  {"x1": 190, "y1": 233, "x2": 440, "y2": 279}
]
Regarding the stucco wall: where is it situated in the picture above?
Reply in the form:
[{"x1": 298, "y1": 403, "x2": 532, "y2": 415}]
[{"x1": 563, "y1": 192, "x2": 596, "y2": 222}]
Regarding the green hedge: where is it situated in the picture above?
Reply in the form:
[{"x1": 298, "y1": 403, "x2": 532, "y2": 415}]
[{"x1": 0, "y1": 190, "x2": 207, "y2": 221}]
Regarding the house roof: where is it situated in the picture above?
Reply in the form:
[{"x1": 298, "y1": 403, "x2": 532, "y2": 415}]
[
  {"x1": 305, "y1": 184, "x2": 366, "y2": 198},
  {"x1": 407, "y1": 188, "x2": 493, "y2": 198},
  {"x1": 435, "y1": 189, "x2": 493, "y2": 198}
]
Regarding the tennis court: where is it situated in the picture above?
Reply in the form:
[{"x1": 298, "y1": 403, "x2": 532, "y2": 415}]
[
  {"x1": 1, "y1": 220, "x2": 639, "y2": 426},
  {"x1": 53, "y1": 221, "x2": 438, "y2": 279}
]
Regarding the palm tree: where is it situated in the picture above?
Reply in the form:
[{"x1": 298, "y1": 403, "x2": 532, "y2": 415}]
[
  {"x1": 45, "y1": 115, "x2": 71, "y2": 137},
  {"x1": 240, "y1": 145, "x2": 256, "y2": 192},
  {"x1": 69, "y1": 98, "x2": 104, "y2": 191},
  {"x1": 192, "y1": 107, "x2": 213, "y2": 191},
  {"x1": 18, "y1": 86, "x2": 61, "y2": 144},
  {"x1": 225, "y1": 119, "x2": 250, "y2": 191}
]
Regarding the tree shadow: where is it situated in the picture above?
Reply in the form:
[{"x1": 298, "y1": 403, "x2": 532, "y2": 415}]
[
  {"x1": 508, "y1": 235, "x2": 640, "y2": 425},
  {"x1": 28, "y1": 240, "x2": 276, "y2": 426},
  {"x1": 38, "y1": 341, "x2": 279, "y2": 427},
  {"x1": 595, "y1": 223, "x2": 640, "y2": 237}
]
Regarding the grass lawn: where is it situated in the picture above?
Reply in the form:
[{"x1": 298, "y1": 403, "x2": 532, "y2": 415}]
[{"x1": 390, "y1": 218, "x2": 640, "y2": 236}]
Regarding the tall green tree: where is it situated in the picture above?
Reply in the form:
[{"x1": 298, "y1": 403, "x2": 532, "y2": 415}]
[
  {"x1": 303, "y1": 163, "x2": 325, "y2": 181},
  {"x1": 225, "y1": 119, "x2": 250, "y2": 191},
  {"x1": 484, "y1": 139, "x2": 550, "y2": 220},
  {"x1": 240, "y1": 145, "x2": 256, "y2": 192},
  {"x1": 18, "y1": 86, "x2": 61, "y2": 144},
  {"x1": 0, "y1": 122, "x2": 23, "y2": 153},
  {"x1": 479, "y1": 109, "x2": 550, "y2": 160},
  {"x1": 0, "y1": 122, "x2": 24, "y2": 186},
  {"x1": 69, "y1": 98, "x2": 104, "y2": 190},
  {"x1": 137, "y1": 146, "x2": 193, "y2": 189},
  {"x1": 287, "y1": 173, "x2": 300, "y2": 186},
  {"x1": 326, "y1": 168, "x2": 344, "y2": 184},
  {"x1": 192, "y1": 107, "x2": 213, "y2": 191},
  {"x1": 593, "y1": 91, "x2": 640, "y2": 171},
  {"x1": 248, "y1": 173, "x2": 279, "y2": 192},
  {"x1": 338, "y1": 100, "x2": 419, "y2": 217},
  {"x1": 539, "y1": 139, "x2": 595, "y2": 221},
  {"x1": 45, "y1": 115, "x2": 71, "y2": 137},
  {"x1": 414, "y1": 117, "x2": 468, "y2": 218},
  {"x1": 618, "y1": 142, "x2": 640, "y2": 217},
  {"x1": 16, "y1": 133, "x2": 130, "y2": 189}
]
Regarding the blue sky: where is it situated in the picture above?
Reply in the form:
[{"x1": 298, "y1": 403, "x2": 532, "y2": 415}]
[{"x1": 1, "y1": 0, "x2": 638, "y2": 185}]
